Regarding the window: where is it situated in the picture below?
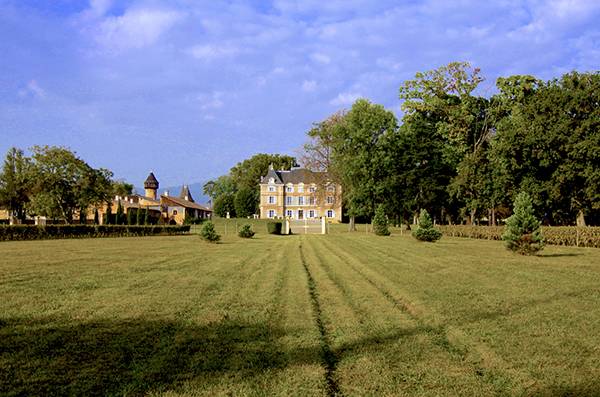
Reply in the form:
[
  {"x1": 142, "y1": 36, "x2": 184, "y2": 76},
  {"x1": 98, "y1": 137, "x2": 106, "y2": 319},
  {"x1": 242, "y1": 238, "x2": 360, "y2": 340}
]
[
  {"x1": 298, "y1": 196, "x2": 304, "y2": 205},
  {"x1": 298, "y1": 184, "x2": 304, "y2": 193},
  {"x1": 309, "y1": 210, "x2": 315, "y2": 218},
  {"x1": 326, "y1": 196, "x2": 334, "y2": 204},
  {"x1": 327, "y1": 210, "x2": 334, "y2": 218},
  {"x1": 268, "y1": 196, "x2": 276, "y2": 204},
  {"x1": 286, "y1": 210, "x2": 293, "y2": 217},
  {"x1": 172, "y1": 210, "x2": 178, "y2": 215},
  {"x1": 268, "y1": 210, "x2": 275, "y2": 218},
  {"x1": 268, "y1": 186, "x2": 276, "y2": 192},
  {"x1": 327, "y1": 185, "x2": 335, "y2": 192},
  {"x1": 286, "y1": 185, "x2": 293, "y2": 192},
  {"x1": 309, "y1": 186, "x2": 316, "y2": 192},
  {"x1": 286, "y1": 196, "x2": 293, "y2": 205},
  {"x1": 309, "y1": 196, "x2": 315, "y2": 205}
]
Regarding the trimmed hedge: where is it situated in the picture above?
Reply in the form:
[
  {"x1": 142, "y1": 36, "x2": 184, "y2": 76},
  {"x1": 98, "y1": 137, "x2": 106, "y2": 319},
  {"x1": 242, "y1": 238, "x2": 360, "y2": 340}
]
[
  {"x1": 437, "y1": 225, "x2": 600, "y2": 248},
  {"x1": 267, "y1": 221, "x2": 282, "y2": 235},
  {"x1": 0, "y1": 225, "x2": 191, "y2": 242}
]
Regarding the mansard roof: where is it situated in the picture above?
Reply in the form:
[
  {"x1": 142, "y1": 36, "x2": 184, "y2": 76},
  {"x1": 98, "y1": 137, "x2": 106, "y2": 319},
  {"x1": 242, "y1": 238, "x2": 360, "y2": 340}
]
[{"x1": 261, "y1": 167, "x2": 328, "y2": 185}]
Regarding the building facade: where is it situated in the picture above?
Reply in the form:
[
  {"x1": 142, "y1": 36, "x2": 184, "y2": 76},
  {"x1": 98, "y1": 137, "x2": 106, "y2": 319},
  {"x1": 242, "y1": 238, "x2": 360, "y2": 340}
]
[{"x1": 259, "y1": 166, "x2": 342, "y2": 222}]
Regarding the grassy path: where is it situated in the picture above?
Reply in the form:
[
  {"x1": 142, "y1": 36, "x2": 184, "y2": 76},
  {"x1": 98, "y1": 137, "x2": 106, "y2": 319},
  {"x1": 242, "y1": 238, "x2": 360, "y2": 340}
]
[{"x1": 1, "y1": 233, "x2": 600, "y2": 395}]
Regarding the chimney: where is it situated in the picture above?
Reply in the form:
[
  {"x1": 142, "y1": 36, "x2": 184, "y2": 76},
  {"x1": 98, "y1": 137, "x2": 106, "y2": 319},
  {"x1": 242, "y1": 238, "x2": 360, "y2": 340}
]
[{"x1": 164, "y1": 190, "x2": 169, "y2": 197}]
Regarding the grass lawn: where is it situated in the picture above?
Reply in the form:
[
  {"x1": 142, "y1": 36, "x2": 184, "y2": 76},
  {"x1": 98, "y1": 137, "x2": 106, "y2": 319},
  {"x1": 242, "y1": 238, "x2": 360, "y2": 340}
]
[{"x1": 1, "y1": 229, "x2": 599, "y2": 396}]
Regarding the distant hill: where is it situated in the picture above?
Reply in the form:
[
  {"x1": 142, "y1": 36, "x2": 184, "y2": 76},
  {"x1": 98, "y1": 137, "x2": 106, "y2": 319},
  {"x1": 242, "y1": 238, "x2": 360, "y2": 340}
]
[{"x1": 134, "y1": 181, "x2": 211, "y2": 206}]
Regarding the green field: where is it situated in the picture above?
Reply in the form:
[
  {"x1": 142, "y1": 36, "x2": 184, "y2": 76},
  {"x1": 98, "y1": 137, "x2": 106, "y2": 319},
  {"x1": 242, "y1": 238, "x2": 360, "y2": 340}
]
[{"x1": 1, "y1": 227, "x2": 600, "y2": 396}]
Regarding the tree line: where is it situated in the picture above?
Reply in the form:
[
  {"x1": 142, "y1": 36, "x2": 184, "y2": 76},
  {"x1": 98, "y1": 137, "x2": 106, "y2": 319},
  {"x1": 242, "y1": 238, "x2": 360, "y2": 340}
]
[
  {"x1": 302, "y1": 62, "x2": 599, "y2": 226},
  {"x1": 0, "y1": 146, "x2": 133, "y2": 224}
]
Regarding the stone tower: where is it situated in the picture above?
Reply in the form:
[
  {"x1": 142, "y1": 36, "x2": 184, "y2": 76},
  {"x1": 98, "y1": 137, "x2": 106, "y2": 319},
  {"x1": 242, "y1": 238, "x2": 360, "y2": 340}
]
[{"x1": 144, "y1": 172, "x2": 159, "y2": 200}]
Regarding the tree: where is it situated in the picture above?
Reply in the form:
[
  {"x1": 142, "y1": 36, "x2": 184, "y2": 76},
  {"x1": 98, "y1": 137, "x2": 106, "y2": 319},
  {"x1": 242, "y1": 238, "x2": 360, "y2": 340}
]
[
  {"x1": 0, "y1": 147, "x2": 31, "y2": 222},
  {"x1": 330, "y1": 99, "x2": 399, "y2": 220},
  {"x1": 116, "y1": 200, "x2": 125, "y2": 225},
  {"x1": 94, "y1": 208, "x2": 100, "y2": 225},
  {"x1": 412, "y1": 209, "x2": 442, "y2": 242},
  {"x1": 230, "y1": 153, "x2": 296, "y2": 191},
  {"x1": 26, "y1": 146, "x2": 113, "y2": 223},
  {"x1": 234, "y1": 187, "x2": 257, "y2": 218},
  {"x1": 238, "y1": 224, "x2": 255, "y2": 238},
  {"x1": 200, "y1": 221, "x2": 220, "y2": 243},
  {"x1": 136, "y1": 207, "x2": 144, "y2": 225},
  {"x1": 112, "y1": 180, "x2": 134, "y2": 197},
  {"x1": 144, "y1": 208, "x2": 150, "y2": 225},
  {"x1": 502, "y1": 192, "x2": 544, "y2": 255},
  {"x1": 127, "y1": 208, "x2": 135, "y2": 225},
  {"x1": 203, "y1": 175, "x2": 237, "y2": 201},
  {"x1": 104, "y1": 204, "x2": 112, "y2": 225},
  {"x1": 300, "y1": 111, "x2": 346, "y2": 173},
  {"x1": 213, "y1": 194, "x2": 236, "y2": 218},
  {"x1": 372, "y1": 204, "x2": 390, "y2": 236}
]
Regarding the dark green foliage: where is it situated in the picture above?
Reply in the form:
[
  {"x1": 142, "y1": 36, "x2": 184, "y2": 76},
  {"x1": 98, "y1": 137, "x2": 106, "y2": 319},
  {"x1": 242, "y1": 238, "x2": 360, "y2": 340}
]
[
  {"x1": 94, "y1": 209, "x2": 99, "y2": 225},
  {"x1": 127, "y1": 209, "x2": 135, "y2": 225},
  {"x1": 0, "y1": 148, "x2": 31, "y2": 222},
  {"x1": 144, "y1": 208, "x2": 150, "y2": 225},
  {"x1": 136, "y1": 208, "x2": 144, "y2": 225},
  {"x1": 184, "y1": 214, "x2": 204, "y2": 225},
  {"x1": 116, "y1": 201, "x2": 125, "y2": 225},
  {"x1": 200, "y1": 221, "x2": 220, "y2": 243},
  {"x1": 234, "y1": 188, "x2": 257, "y2": 218},
  {"x1": 238, "y1": 224, "x2": 255, "y2": 238},
  {"x1": 372, "y1": 205, "x2": 390, "y2": 236},
  {"x1": 0, "y1": 225, "x2": 190, "y2": 241},
  {"x1": 412, "y1": 209, "x2": 442, "y2": 242},
  {"x1": 213, "y1": 194, "x2": 236, "y2": 218},
  {"x1": 502, "y1": 192, "x2": 544, "y2": 255},
  {"x1": 267, "y1": 222, "x2": 282, "y2": 235},
  {"x1": 104, "y1": 205, "x2": 112, "y2": 225}
]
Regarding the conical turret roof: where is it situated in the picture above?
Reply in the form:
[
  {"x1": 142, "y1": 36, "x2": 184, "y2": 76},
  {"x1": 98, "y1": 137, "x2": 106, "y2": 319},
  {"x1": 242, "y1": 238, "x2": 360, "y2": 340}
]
[
  {"x1": 144, "y1": 172, "x2": 159, "y2": 189},
  {"x1": 179, "y1": 185, "x2": 194, "y2": 202}
]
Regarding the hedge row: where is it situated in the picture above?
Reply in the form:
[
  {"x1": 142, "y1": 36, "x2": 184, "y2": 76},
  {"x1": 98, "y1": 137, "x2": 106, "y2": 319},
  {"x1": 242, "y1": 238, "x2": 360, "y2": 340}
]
[
  {"x1": 437, "y1": 225, "x2": 600, "y2": 248},
  {"x1": 0, "y1": 225, "x2": 191, "y2": 241}
]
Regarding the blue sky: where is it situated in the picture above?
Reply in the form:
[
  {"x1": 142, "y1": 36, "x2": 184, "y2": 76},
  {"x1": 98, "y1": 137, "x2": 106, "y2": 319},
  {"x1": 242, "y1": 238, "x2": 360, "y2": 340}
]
[{"x1": 1, "y1": 0, "x2": 599, "y2": 188}]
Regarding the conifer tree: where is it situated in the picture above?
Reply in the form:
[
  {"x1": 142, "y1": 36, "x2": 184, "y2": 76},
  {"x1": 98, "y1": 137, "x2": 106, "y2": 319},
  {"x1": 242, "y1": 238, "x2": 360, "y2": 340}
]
[
  {"x1": 94, "y1": 208, "x2": 99, "y2": 225},
  {"x1": 116, "y1": 200, "x2": 124, "y2": 225},
  {"x1": 502, "y1": 192, "x2": 544, "y2": 255},
  {"x1": 136, "y1": 207, "x2": 144, "y2": 225},
  {"x1": 412, "y1": 209, "x2": 442, "y2": 242},
  {"x1": 104, "y1": 204, "x2": 112, "y2": 225},
  {"x1": 143, "y1": 208, "x2": 150, "y2": 225},
  {"x1": 200, "y1": 221, "x2": 220, "y2": 243},
  {"x1": 372, "y1": 204, "x2": 390, "y2": 236},
  {"x1": 127, "y1": 208, "x2": 135, "y2": 225}
]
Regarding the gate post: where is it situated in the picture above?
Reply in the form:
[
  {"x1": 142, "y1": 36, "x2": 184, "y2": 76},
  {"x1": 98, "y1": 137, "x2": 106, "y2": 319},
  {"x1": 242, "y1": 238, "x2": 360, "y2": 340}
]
[
  {"x1": 283, "y1": 218, "x2": 290, "y2": 235},
  {"x1": 321, "y1": 217, "x2": 327, "y2": 235}
]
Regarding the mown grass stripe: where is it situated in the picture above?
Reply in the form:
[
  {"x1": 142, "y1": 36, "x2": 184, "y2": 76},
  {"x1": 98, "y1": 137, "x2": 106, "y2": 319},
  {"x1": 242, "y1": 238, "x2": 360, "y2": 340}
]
[{"x1": 298, "y1": 241, "x2": 341, "y2": 397}]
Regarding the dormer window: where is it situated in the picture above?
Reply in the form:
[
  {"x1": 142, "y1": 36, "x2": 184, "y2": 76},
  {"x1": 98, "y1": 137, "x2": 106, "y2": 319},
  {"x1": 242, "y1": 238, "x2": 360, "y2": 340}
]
[
  {"x1": 268, "y1": 186, "x2": 276, "y2": 192},
  {"x1": 269, "y1": 178, "x2": 275, "y2": 184},
  {"x1": 298, "y1": 183, "x2": 304, "y2": 193},
  {"x1": 286, "y1": 185, "x2": 293, "y2": 193}
]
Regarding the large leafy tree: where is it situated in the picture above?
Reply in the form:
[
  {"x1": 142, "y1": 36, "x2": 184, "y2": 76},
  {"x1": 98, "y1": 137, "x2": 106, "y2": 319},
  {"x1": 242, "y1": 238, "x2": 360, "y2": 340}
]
[
  {"x1": 203, "y1": 175, "x2": 237, "y2": 201},
  {"x1": 27, "y1": 146, "x2": 112, "y2": 223},
  {"x1": 492, "y1": 71, "x2": 600, "y2": 225},
  {"x1": 230, "y1": 153, "x2": 296, "y2": 190},
  {"x1": 234, "y1": 187, "x2": 257, "y2": 218},
  {"x1": 331, "y1": 98, "x2": 399, "y2": 220},
  {"x1": 0, "y1": 147, "x2": 32, "y2": 222}
]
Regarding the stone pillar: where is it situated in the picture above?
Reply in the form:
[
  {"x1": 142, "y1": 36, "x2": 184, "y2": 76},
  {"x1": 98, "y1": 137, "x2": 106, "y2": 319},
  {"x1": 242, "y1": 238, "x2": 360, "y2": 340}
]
[
  {"x1": 283, "y1": 218, "x2": 290, "y2": 235},
  {"x1": 321, "y1": 216, "x2": 327, "y2": 235}
]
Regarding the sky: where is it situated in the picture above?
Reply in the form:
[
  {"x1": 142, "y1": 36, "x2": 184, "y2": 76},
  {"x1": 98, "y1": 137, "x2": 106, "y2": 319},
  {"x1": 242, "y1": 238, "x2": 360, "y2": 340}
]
[{"x1": 1, "y1": 0, "x2": 599, "y2": 188}]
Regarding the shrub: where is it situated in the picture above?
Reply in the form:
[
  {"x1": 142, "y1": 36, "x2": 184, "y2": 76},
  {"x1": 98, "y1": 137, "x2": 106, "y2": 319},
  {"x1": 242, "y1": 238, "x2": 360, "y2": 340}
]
[
  {"x1": 136, "y1": 207, "x2": 144, "y2": 225},
  {"x1": 412, "y1": 209, "x2": 442, "y2": 242},
  {"x1": 116, "y1": 201, "x2": 125, "y2": 225},
  {"x1": 127, "y1": 209, "x2": 135, "y2": 225},
  {"x1": 267, "y1": 221, "x2": 282, "y2": 235},
  {"x1": 104, "y1": 205, "x2": 112, "y2": 225},
  {"x1": 0, "y1": 225, "x2": 190, "y2": 241},
  {"x1": 502, "y1": 192, "x2": 544, "y2": 255},
  {"x1": 200, "y1": 221, "x2": 220, "y2": 243},
  {"x1": 372, "y1": 205, "x2": 390, "y2": 236},
  {"x1": 238, "y1": 224, "x2": 255, "y2": 238}
]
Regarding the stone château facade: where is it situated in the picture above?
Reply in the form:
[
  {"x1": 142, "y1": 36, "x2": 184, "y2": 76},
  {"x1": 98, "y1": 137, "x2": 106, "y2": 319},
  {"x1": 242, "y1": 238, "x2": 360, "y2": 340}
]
[{"x1": 259, "y1": 166, "x2": 342, "y2": 222}]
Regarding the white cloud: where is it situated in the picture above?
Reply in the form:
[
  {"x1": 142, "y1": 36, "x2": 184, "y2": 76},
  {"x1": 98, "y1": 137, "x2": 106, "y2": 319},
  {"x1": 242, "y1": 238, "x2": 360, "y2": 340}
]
[
  {"x1": 329, "y1": 92, "x2": 362, "y2": 106},
  {"x1": 187, "y1": 44, "x2": 240, "y2": 60},
  {"x1": 302, "y1": 80, "x2": 317, "y2": 92},
  {"x1": 198, "y1": 91, "x2": 224, "y2": 110},
  {"x1": 95, "y1": 8, "x2": 183, "y2": 51},
  {"x1": 18, "y1": 80, "x2": 46, "y2": 99},
  {"x1": 311, "y1": 52, "x2": 331, "y2": 64}
]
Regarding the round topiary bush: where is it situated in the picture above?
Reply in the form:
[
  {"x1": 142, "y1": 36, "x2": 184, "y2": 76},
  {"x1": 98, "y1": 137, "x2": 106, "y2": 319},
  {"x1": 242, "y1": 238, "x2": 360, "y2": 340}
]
[
  {"x1": 238, "y1": 224, "x2": 255, "y2": 238},
  {"x1": 200, "y1": 221, "x2": 220, "y2": 243},
  {"x1": 501, "y1": 192, "x2": 544, "y2": 255},
  {"x1": 412, "y1": 209, "x2": 442, "y2": 242},
  {"x1": 372, "y1": 205, "x2": 390, "y2": 236}
]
